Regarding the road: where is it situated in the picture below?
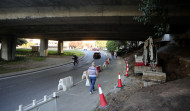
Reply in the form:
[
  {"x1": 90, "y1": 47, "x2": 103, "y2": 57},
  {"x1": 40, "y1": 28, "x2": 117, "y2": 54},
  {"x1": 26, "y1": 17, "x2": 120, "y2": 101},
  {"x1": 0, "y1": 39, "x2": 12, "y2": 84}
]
[{"x1": 0, "y1": 50, "x2": 109, "y2": 111}]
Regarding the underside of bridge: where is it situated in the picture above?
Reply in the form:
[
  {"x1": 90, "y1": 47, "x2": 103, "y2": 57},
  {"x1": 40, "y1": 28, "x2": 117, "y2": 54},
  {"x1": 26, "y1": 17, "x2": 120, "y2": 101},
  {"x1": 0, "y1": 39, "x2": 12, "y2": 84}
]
[
  {"x1": 0, "y1": 0, "x2": 190, "y2": 41},
  {"x1": 0, "y1": 0, "x2": 190, "y2": 60}
]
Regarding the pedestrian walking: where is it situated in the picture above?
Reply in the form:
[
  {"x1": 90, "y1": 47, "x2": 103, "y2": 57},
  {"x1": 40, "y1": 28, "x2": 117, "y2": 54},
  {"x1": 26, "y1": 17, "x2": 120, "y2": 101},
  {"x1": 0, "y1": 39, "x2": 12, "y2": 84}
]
[
  {"x1": 87, "y1": 62, "x2": 99, "y2": 95},
  {"x1": 114, "y1": 51, "x2": 117, "y2": 59}
]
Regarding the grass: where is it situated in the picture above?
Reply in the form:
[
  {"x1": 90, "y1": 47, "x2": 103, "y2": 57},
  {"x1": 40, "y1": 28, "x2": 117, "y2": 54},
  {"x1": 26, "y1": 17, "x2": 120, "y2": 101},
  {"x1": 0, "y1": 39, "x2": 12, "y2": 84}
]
[
  {"x1": 0, "y1": 49, "x2": 84, "y2": 65},
  {"x1": 0, "y1": 49, "x2": 85, "y2": 74},
  {"x1": 48, "y1": 50, "x2": 85, "y2": 56}
]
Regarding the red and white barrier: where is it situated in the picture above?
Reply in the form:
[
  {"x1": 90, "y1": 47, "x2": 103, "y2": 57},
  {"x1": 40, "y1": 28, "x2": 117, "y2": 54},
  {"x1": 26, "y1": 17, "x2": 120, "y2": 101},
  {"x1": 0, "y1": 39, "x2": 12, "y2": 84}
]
[{"x1": 125, "y1": 63, "x2": 129, "y2": 76}]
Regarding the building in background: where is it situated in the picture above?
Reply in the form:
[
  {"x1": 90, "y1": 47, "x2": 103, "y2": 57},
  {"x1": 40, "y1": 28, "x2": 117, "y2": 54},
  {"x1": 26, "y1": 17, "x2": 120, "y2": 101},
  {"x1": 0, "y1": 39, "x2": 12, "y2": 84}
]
[{"x1": 21, "y1": 39, "x2": 97, "y2": 50}]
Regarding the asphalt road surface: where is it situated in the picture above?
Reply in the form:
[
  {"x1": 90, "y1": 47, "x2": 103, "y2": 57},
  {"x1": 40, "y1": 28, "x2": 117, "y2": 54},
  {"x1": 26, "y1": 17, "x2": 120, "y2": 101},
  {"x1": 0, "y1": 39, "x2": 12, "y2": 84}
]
[{"x1": 0, "y1": 50, "x2": 109, "y2": 111}]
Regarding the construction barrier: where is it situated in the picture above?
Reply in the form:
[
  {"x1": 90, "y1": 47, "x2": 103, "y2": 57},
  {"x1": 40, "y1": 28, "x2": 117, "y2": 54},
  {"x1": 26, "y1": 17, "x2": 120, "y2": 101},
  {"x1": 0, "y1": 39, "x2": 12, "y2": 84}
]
[
  {"x1": 96, "y1": 66, "x2": 100, "y2": 73},
  {"x1": 125, "y1": 62, "x2": 129, "y2": 76},
  {"x1": 124, "y1": 58, "x2": 127, "y2": 63},
  {"x1": 82, "y1": 71, "x2": 87, "y2": 80},
  {"x1": 58, "y1": 76, "x2": 73, "y2": 91},
  {"x1": 103, "y1": 62, "x2": 107, "y2": 68},
  {"x1": 106, "y1": 60, "x2": 109, "y2": 65}
]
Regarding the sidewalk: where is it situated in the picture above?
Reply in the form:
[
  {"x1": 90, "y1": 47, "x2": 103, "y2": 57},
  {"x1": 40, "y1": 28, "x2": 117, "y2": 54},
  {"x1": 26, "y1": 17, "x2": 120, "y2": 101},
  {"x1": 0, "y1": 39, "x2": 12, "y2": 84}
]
[{"x1": 56, "y1": 57, "x2": 126, "y2": 111}]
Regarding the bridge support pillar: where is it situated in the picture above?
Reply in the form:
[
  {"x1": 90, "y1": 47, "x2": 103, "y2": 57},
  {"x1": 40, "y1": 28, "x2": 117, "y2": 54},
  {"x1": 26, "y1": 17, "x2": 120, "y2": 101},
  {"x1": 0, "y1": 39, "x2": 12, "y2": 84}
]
[
  {"x1": 1, "y1": 37, "x2": 17, "y2": 61},
  {"x1": 40, "y1": 39, "x2": 48, "y2": 56},
  {"x1": 58, "y1": 40, "x2": 63, "y2": 54}
]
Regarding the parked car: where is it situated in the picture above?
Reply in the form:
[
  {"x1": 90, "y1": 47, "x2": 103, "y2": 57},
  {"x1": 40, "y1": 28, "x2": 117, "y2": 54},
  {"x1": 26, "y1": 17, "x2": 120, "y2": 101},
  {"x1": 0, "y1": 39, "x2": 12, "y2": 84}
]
[
  {"x1": 103, "y1": 48, "x2": 107, "y2": 51},
  {"x1": 92, "y1": 48, "x2": 99, "y2": 51},
  {"x1": 93, "y1": 52, "x2": 101, "y2": 59},
  {"x1": 83, "y1": 46, "x2": 88, "y2": 50}
]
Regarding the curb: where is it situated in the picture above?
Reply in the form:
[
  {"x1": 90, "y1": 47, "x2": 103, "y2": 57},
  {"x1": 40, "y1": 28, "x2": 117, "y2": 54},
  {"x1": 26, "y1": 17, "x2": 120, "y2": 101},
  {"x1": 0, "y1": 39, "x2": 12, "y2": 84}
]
[{"x1": 0, "y1": 55, "x2": 85, "y2": 79}]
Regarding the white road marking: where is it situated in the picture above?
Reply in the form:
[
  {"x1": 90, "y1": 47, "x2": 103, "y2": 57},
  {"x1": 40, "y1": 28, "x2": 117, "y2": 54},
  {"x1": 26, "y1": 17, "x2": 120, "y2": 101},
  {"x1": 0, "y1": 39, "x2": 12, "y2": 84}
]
[{"x1": 0, "y1": 64, "x2": 72, "y2": 80}]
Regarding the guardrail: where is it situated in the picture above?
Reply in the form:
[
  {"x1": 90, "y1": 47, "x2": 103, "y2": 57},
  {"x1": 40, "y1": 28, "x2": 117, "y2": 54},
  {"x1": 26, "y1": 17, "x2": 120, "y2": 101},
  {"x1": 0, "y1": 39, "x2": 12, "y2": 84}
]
[
  {"x1": 17, "y1": 92, "x2": 57, "y2": 111},
  {"x1": 16, "y1": 76, "x2": 74, "y2": 111}
]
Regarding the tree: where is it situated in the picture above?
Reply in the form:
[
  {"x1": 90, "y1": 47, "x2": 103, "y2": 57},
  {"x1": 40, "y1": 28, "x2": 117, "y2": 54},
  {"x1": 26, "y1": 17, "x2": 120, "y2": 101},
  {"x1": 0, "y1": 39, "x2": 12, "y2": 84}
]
[
  {"x1": 17, "y1": 38, "x2": 27, "y2": 46},
  {"x1": 69, "y1": 41, "x2": 83, "y2": 48},
  {"x1": 95, "y1": 41, "x2": 107, "y2": 48},
  {"x1": 106, "y1": 41, "x2": 117, "y2": 52},
  {"x1": 133, "y1": 0, "x2": 169, "y2": 37}
]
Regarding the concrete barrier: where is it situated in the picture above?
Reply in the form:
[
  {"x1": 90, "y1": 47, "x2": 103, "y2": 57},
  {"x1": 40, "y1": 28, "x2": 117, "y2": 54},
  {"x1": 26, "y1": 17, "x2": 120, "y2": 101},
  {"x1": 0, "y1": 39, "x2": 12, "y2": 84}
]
[
  {"x1": 103, "y1": 62, "x2": 107, "y2": 68},
  {"x1": 82, "y1": 71, "x2": 87, "y2": 80},
  {"x1": 107, "y1": 58, "x2": 110, "y2": 62},
  {"x1": 142, "y1": 71, "x2": 166, "y2": 83},
  {"x1": 16, "y1": 92, "x2": 57, "y2": 111},
  {"x1": 58, "y1": 76, "x2": 73, "y2": 91}
]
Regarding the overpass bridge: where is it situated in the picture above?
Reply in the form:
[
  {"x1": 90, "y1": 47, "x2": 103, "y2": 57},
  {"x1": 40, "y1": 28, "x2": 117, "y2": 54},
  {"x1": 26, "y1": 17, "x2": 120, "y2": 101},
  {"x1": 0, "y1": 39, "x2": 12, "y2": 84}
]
[{"x1": 0, "y1": 0, "x2": 190, "y2": 60}]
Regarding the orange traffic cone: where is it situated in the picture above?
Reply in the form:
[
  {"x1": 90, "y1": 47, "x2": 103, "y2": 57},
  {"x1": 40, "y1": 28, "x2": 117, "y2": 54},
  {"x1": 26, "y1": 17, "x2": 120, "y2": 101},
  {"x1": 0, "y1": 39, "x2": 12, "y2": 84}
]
[
  {"x1": 117, "y1": 73, "x2": 123, "y2": 88},
  {"x1": 98, "y1": 84, "x2": 109, "y2": 108}
]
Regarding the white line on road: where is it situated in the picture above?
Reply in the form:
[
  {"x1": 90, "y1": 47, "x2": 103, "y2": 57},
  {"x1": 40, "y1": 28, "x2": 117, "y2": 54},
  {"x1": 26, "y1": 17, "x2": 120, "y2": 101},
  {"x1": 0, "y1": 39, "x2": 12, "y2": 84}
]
[{"x1": 0, "y1": 64, "x2": 72, "y2": 80}]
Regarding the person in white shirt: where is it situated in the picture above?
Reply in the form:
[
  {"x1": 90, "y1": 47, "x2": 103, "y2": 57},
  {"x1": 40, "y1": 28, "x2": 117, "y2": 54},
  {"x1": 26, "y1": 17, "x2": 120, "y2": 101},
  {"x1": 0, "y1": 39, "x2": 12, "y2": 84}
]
[{"x1": 87, "y1": 62, "x2": 99, "y2": 95}]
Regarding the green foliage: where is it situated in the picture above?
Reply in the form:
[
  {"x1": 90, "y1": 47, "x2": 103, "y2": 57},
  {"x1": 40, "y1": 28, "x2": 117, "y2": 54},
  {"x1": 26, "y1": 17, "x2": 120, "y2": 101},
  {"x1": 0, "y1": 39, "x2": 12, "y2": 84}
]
[
  {"x1": 106, "y1": 40, "x2": 129, "y2": 52},
  {"x1": 48, "y1": 50, "x2": 84, "y2": 56},
  {"x1": 17, "y1": 38, "x2": 28, "y2": 46},
  {"x1": 133, "y1": 0, "x2": 169, "y2": 37},
  {"x1": 106, "y1": 41, "x2": 117, "y2": 52},
  {"x1": 0, "y1": 49, "x2": 84, "y2": 65},
  {"x1": 22, "y1": 42, "x2": 35, "y2": 48},
  {"x1": 95, "y1": 41, "x2": 107, "y2": 48}
]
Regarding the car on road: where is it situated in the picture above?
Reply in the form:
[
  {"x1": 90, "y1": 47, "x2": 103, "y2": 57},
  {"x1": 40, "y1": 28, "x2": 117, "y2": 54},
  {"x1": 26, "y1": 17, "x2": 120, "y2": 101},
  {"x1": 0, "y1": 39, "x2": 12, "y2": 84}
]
[
  {"x1": 93, "y1": 52, "x2": 101, "y2": 59},
  {"x1": 92, "y1": 48, "x2": 99, "y2": 51},
  {"x1": 83, "y1": 46, "x2": 88, "y2": 50}
]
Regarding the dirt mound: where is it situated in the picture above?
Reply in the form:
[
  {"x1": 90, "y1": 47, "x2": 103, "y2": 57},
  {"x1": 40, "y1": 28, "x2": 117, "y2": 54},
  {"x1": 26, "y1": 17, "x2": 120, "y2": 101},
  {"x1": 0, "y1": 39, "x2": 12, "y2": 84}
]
[
  {"x1": 158, "y1": 45, "x2": 190, "y2": 81},
  {"x1": 97, "y1": 77, "x2": 190, "y2": 111},
  {"x1": 96, "y1": 47, "x2": 190, "y2": 111}
]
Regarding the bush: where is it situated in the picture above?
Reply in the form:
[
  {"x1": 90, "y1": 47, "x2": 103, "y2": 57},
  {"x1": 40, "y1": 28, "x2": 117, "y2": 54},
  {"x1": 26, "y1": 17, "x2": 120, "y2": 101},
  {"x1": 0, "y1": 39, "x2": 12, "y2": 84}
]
[
  {"x1": 106, "y1": 41, "x2": 117, "y2": 52},
  {"x1": 117, "y1": 49, "x2": 128, "y2": 56}
]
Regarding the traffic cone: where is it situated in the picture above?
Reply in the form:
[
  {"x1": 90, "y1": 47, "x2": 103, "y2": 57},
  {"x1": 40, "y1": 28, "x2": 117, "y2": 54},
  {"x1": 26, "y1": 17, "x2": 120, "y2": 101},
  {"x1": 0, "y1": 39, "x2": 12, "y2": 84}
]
[
  {"x1": 98, "y1": 84, "x2": 109, "y2": 108},
  {"x1": 117, "y1": 73, "x2": 123, "y2": 88}
]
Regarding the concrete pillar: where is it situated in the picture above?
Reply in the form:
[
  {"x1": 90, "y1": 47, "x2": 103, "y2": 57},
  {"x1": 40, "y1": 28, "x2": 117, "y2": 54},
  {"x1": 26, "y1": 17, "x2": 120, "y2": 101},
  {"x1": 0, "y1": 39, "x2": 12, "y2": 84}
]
[
  {"x1": 1, "y1": 37, "x2": 17, "y2": 61},
  {"x1": 40, "y1": 39, "x2": 48, "y2": 56},
  {"x1": 58, "y1": 40, "x2": 63, "y2": 54}
]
